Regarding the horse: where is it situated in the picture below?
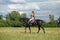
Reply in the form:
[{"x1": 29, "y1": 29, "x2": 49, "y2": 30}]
[{"x1": 20, "y1": 18, "x2": 45, "y2": 34}]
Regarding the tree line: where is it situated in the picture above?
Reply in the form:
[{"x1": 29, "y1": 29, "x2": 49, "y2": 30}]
[{"x1": 0, "y1": 11, "x2": 60, "y2": 27}]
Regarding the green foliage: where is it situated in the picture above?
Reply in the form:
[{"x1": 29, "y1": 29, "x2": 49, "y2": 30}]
[
  {"x1": 49, "y1": 14, "x2": 54, "y2": 24},
  {"x1": 0, "y1": 11, "x2": 27, "y2": 27},
  {"x1": 0, "y1": 15, "x2": 3, "y2": 20},
  {"x1": 58, "y1": 17, "x2": 60, "y2": 24},
  {"x1": 0, "y1": 20, "x2": 21, "y2": 27},
  {"x1": 6, "y1": 11, "x2": 20, "y2": 21},
  {"x1": 0, "y1": 11, "x2": 60, "y2": 27},
  {"x1": 20, "y1": 13, "x2": 26, "y2": 18},
  {"x1": 42, "y1": 22, "x2": 58, "y2": 27},
  {"x1": 58, "y1": 24, "x2": 60, "y2": 27},
  {"x1": 0, "y1": 28, "x2": 60, "y2": 40},
  {"x1": 0, "y1": 20, "x2": 8, "y2": 27}
]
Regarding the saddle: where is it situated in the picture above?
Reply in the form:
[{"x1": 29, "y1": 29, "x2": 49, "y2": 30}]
[{"x1": 30, "y1": 20, "x2": 35, "y2": 23}]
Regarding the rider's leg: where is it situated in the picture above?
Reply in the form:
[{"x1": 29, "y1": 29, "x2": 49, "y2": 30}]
[{"x1": 28, "y1": 18, "x2": 34, "y2": 24}]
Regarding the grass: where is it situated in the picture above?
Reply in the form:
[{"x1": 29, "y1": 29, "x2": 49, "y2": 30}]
[{"x1": 0, "y1": 27, "x2": 60, "y2": 40}]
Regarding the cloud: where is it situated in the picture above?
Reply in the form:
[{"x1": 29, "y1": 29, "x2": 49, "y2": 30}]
[
  {"x1": 40, "y1": 0, "x2": 60, "y2": 2},
  {"x1": 40, "y1": 1, "x2": 60, "y2": 3},
  {"x1": 26, "y1": 0, "x2": 41, "y2": 2},
  {"x1": 25, "y1": 3, "x2": 40, "y2": 10},
  {"x1": 0, "y1": 0, "x2": 3, "y2": 3},
  {"x1": 8, "y1": 4, "x2": 16, "y2": 9},
  {"x1": 48, "y1": 0, "x2": 60, "y2": 1},
  {"x1": 19, "y1": 11, "x2": 26, "y2": 15},
  {"x1": 0, "y1": 0, "x2": 2, "y2": 2},
  {"x1": 7, "y1": 2, "x2": 40, "y2": 10},
  {"x1": 40, "y1": 1, "x2": 60, "y2": 11},
  {"x1": 0, "y1": 4, "x2": 12, "y2": 15},
  {"x1": 0, "y1": 0, "x2": 60, "y2": 21},
  {"x1": 9, "y1": 0, "x2": 26, "y2": 3}
]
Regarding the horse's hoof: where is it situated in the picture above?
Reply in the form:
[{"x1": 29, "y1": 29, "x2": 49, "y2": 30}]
[
  {"x1": 29, "y1": 32, "x2": 31, "y2": 33},
  {"x1": 37, "y1": 32, "x2": 39, "y2": 33},
  {"x1": 24, "y1": 31, "x2": 26, "y2": 33},
  {"x1": 43, "y1": 30, "x2": 45, "y2": 34}
]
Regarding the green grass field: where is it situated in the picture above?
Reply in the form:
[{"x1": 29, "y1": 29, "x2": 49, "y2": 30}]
[{"x1": 0, "y1": 27, "x2": 60, "y2": 40}]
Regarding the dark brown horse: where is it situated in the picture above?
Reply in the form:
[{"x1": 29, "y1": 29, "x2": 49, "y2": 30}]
[{"x1": 20, "y1": 18, "x2": 45, "y2": 34}]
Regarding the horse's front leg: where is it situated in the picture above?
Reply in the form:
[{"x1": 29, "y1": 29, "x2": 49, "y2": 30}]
[
  {"x1": 29, "y1": 25, "x2": 31, "y2": 33},
  {"x1": 25, "y1": 24, "x2": 28, "y2": 33}
]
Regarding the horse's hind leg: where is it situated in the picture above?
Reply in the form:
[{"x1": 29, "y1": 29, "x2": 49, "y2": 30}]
[
  {"x1": 25, "y1": 27, "x2": 27, "y2": 33},
  {"x1": 41, "y1": 26, "x2": 45, "y2": 34},
  {"x1": 37, "y1": 25, "x2": 40, "y2": 33}
]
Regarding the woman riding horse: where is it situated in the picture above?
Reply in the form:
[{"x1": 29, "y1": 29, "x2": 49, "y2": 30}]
[
  {"x1": 20, "y1": 11, "x2": 45, "y2": 34},
  {"x1": 28, "y1": 11, "x2": 35, "y2": 24}
]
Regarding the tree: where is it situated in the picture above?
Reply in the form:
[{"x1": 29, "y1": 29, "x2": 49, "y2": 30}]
[
  {"x1": 58, "y1": 17, "x2": 60, "y2": 24},
  {"x1": 6, "y1": 11, "x2": 20, "y2": 21},
  {"x1": 0, "y1": 15, "x2": 3, "y2": 20},
  {"x1": 20, "y1": 13, "x2": 26, "y2": 18},
  {"x1": 49, "y1": 14, "x2": 54, "y2": 24}
]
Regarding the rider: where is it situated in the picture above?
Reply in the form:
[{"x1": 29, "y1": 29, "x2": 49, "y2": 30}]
[{"x1": 28, "y1": 11, "x2": 35, "y2": 24}]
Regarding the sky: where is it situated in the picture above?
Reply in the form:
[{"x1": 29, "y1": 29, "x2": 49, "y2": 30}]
[{"x1": 0, "y1": 0, "x2": 60, "y2": 22}]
